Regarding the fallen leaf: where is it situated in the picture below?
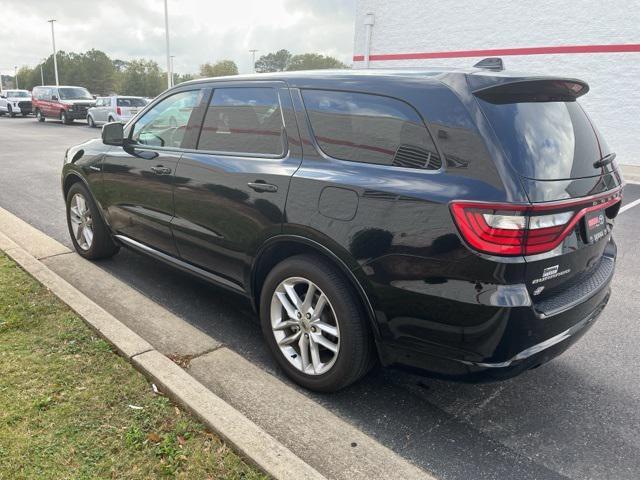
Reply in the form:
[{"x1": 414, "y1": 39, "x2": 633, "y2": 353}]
[
  {"x1": 147, "y1": 433, "x2": 161, "y2": 443},
  {"x1": 174, "y1": 407, "x2": 181, "y2": 416},
  {"x1": 177, "y1": 435, "x2": 186, "y2": 446},
  {"x1": 128, "y1": 404, "x2": 143, "y2": 410}
]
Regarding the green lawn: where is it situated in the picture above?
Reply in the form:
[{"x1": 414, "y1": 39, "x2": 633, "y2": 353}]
[{"x1": 0, "y1": 253, "x2": 268, "y2": 480}]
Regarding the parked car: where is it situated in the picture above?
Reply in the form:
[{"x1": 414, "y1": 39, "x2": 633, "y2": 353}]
[
  {"x1": 61, "y1": 65, "x2": 623, "y2": 392},
  {"x1": 0, "y1": 89, "x2": 32, "y2": 116},
  {"x1": 87, "y1": 96, "x2": 148, "y2": 127},
  {"x1": 32, "y1": 85, "x2": 95, "y2": 124}
]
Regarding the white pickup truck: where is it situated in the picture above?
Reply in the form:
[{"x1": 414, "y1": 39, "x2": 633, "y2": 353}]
[{"x1": 0, "y1": 89, "x2": 32, "y2": 117}]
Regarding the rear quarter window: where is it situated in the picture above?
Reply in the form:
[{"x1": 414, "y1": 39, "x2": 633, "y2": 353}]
[{"x1": 302, "y1": 90, "x2": 441, "y2": 169}]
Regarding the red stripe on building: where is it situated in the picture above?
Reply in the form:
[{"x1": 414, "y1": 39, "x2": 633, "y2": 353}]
[{"x1": 353, "y1": 43, "x2": 640, "y2": 62}]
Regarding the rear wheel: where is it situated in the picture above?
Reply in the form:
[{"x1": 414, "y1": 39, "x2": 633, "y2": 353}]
[
  {"x1": 260, "y1": 254, "x2": 374, "y2": 392},
  {"x1": 8, "y1": 105, "x2": 15, "y2": 118},
  {"x1": 65, "y1": 182, "x2": 119, "y2": 260},
  {"x1": 36, "y1": 109, "x2": 45, "y2": 122},
  {"x1": 108, "y1": 116, "x2": 115, "y2": 123}
]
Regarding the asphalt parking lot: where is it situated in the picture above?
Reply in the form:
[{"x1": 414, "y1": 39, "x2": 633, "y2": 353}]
[{"x1": 1, "y1": 115, "x2": 640, "y2": 480}]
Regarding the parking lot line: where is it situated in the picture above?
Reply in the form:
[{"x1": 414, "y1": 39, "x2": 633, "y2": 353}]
[{"x1": 619, "y1": 198, "x2": 640, "y2": 214}]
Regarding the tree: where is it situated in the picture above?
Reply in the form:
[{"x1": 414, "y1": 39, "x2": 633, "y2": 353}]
[
  {"x1": 199, "y1": 60, "x2": 238, "y2": 77},
  {"x1": 16, "y1": 66, "x2": 34, "y2": 90},
  {"x1": 175, "y1": 73, "x2": 195, "y2": 85},
  {"x1": 287, "y1": 53, "x2": 348, "y2": 71},
  {"x1": 120, "y1": 59, "x2": 165, "y2": 97},
  {"x1": 254, "y1": 49, "x2": 292, "y2": 73}
]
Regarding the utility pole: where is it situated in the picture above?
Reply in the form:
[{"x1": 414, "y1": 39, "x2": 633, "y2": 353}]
[
  {"x1": 249, "y1": 49, "x2": 258, "y2": 73},
  {"x1": 14, "y1": 66, "x2": 18, "y2": 89},
  {"x1": 164, "y1": 0, "x2": 171, "y2": 89},
  {"x1": 40, "y1": 64, "x2": 44, "y2": 85},
  {"x1": 48, "y1": 19, "x2": 60, "y2": 87}
]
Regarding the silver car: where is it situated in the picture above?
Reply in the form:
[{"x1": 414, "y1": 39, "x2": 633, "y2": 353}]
[{"x1": 87, "y1": 96, "x2": 147, "y2": 127}]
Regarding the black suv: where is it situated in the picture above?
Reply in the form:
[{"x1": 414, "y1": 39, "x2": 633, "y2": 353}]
[{"x1": 61, "y1": 66, "x2": 623, "y2": 391}]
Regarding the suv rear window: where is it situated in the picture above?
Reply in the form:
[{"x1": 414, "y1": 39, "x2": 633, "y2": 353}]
[
  {"x1": 302, "y1": 90, "x2": 440, "y2": 169},
  {"x1": 197, "y1": 87, "x2": 284, "y2": 156},
  {"x1": 118, "y1": 97, "x2": 147, "y2": 107},
  {"x1": 478, "y1": 99, "x2": 605, "y2": 180}
]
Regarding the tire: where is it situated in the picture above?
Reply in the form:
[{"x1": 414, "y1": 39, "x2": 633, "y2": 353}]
[
  {"x1": 259, "y1": 254, "x2": 374, "y2": 392},
  {"x1": 36, "y1": 109, "x2": 45, "y2": 122},
  {"x1": 108, "y1": 116, "x2": 115, "y2": 123},
  {"x1": 61, "y1": 110, "x2": 72, "y2": 124},
  {"x1": 22, "y1": 112, "x2": 28, "y2": 117},
  {"x1": 65, "y1": 182, "x2": 119, "y2": 260},
  {"x1": 8, "y1": 106, "x2": 15, "y2": 118},
  {"x1": 87, "y1": 115, "x2": 96, "y2": 128}
]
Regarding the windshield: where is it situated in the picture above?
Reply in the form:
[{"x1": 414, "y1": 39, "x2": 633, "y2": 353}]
[
  {"x1": 58, "y1": 87, "x2": 92, "y2": 100},
  {"x1": 6, "y1": 91, "x2": 30, "y2": 98},
  {"x1": 117, "y1": 97, "x2": 147, "y2": 107},
  {"x1": 478, "y1": 99, "x2": 606, "y2": 180}
]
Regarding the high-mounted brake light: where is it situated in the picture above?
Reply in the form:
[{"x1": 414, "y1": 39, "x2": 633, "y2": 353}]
[
  {"x1": 116, "y1": 106, "x2": 122, "y2": 116},
  {"x1": 450, "y1": 191, "x2": 622, "y2": 256}
]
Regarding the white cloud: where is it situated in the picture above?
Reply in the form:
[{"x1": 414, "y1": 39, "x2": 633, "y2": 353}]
[{"x1": 0, "y1": 0, "x2": 355, "y2": 75}]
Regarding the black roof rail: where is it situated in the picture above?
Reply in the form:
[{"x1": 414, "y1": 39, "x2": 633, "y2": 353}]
[{"x1": 473, "y1": 57, "x2": 504, "y2": 71}]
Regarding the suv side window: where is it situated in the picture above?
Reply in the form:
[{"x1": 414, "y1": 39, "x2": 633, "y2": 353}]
[
  {"x1": 302, "y1": 90, "x2": 441, "y2": 169},
  {"x1": 197, "y1": 87, "x2": 284, "y2": 156},
  {"x1": 131, "y1": 90, "x2": 202, "y2": 149},
  {"x1": 95, "y1": 98, "x2": 104, "y2": 107}
]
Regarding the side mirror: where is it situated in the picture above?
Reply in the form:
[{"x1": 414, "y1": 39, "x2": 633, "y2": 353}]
[
  {"x1": 102, "y1": 122, "x2": 124, "y2": 146},
  {"x1": 0, "y1": 95, "x2": 5, "y2": 99},
  {"x1": 51, "y1": 95, "x2": 58, "y2": 101}
]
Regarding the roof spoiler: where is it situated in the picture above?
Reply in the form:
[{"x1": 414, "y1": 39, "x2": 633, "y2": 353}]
[
  {"x1": 473, "y1": 57, "x2": 504, "y2": 71},
  {"x1": 473, "y1": 79, "x2": 589, "y2": 104}
]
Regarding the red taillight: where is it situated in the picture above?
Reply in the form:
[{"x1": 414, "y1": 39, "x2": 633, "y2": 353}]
[
  {"x1": 450, "y1": 191, "x2": 622, "y2": 256},
  {"x1": 116, "y1": 106, "x2": 122, "y2": 115}
]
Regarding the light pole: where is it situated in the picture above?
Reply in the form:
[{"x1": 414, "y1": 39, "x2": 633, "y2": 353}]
[
  {"x1": 170, "y1": 55, "x2": 175, "y2": 87},
  {"x1": 40, "y1": 64, "x2": 44, "y2": 85},
  {"x1": 249, "y1": 49, "x2": 258, "y2": 73},
  {"x1": 48, "y1": 19, "x2": 60, "y2": 87},
  {"x1": 163, "y1": 0, "x2": 171, "y2": 89},
  {"x1": 14, "y1": 66, "x2": 18, "y2": 89}
]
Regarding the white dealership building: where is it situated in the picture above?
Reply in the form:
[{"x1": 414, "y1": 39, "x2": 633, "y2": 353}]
[{"x1": 353, "y1": 0, "x2": 640, "y2": 166}]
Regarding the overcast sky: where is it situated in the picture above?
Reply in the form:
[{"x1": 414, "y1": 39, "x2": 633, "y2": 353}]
[{"x1": 0, "y1": 0, "x2": 356, "y2": 75}]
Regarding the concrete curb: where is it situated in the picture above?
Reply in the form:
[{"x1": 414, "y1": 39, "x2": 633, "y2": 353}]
[{"x1": 0, "y1": 230, "x2": 326, "y2": 480}]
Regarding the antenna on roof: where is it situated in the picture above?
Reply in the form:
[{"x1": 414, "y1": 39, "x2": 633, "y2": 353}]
[{"x1": 473, "y1": 57, "x2": 504, "y2": 71}]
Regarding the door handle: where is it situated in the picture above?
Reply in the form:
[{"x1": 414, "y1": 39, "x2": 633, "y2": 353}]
[
  {"x1": 247, "y1": 181, "x2": 278, "y2": 193},
  {"x1": 151, "y1": 165, "x2": 172, "y2": 175}
]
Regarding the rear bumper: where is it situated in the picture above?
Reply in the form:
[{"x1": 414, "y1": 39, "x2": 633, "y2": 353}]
[{"x1": 376, "y1": 241, "x2": 616, "y2": 381}]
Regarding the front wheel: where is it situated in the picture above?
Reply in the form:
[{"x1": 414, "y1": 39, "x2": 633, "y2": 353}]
[
  {"x1": 87, "y1": 115, "x2": 96, "y2": 128},
  {"x1": 8, "y1": 106, "x2": 15, "y2": 118},
  {"x1": 36, "y1": 109, "x2": 45, "y2": 122},
  {"x1": 260, "y1": 254, "x2": 374, "y2": 392},
  {"x1": 61, "y1": 110, "x2": 72, "y2": 124},
  {"x1": 65, "y1": 182, "x2": 119, "y2": 260}
]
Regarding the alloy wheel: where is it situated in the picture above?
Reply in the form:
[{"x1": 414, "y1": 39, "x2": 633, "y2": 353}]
[
  {"x1": 69, "y1": 193, "x2": 94, "y2": 251},
  {"x1": 270, "y1": 277, "x2": 340, "y2": 375}
]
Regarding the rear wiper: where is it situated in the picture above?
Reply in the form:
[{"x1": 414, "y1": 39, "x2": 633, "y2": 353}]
[{"x1": 593, "y1": 152, "x2": 616, "y2": 169}]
